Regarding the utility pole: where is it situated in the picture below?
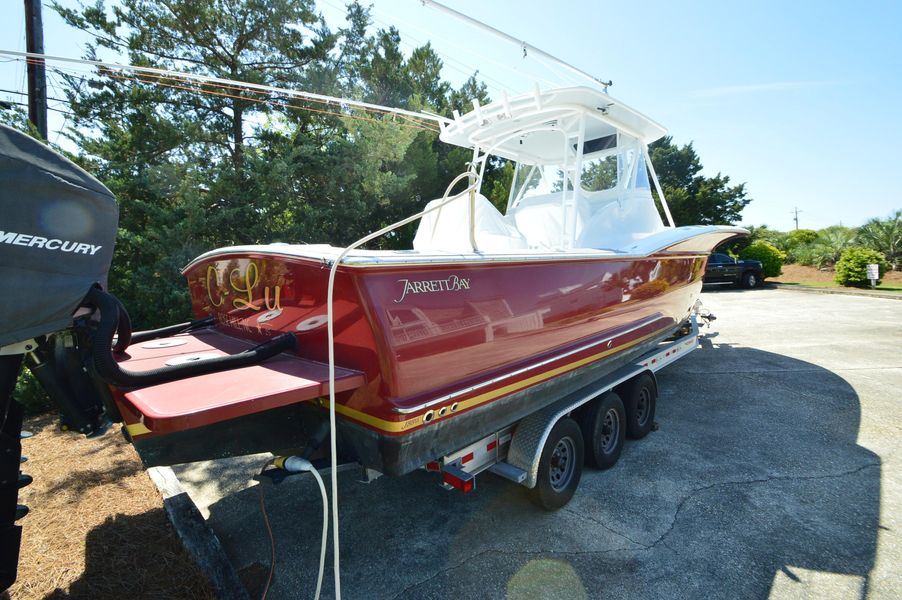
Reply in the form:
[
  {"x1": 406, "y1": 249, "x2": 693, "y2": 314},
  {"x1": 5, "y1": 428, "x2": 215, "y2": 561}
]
[
  {"x1": 24, "y1": 0, "x2": 48, "y2": 140},
  {"x1": 791, "y1": 206, "x2": 802, "y2": 230}
]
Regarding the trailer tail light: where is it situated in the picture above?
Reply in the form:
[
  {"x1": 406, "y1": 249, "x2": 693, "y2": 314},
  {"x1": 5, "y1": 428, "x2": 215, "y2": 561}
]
[
  {"x1": 441, "y1": 464, "x2": 475, "y2": 493},
  {"x1": 442, "y1": 471, "x2": 474, "y2": 493}
]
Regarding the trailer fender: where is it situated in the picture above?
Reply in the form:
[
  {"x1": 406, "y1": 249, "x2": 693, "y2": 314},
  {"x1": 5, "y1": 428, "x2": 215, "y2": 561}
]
[{"x1": 507, "y1": 390, "x2": 599, "y2": 489}]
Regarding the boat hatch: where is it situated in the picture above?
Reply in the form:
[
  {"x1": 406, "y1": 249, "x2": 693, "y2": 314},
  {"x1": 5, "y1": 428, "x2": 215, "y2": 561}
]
[{"x1": 116, "y1": 328, "x2": 365, "y2": 433}]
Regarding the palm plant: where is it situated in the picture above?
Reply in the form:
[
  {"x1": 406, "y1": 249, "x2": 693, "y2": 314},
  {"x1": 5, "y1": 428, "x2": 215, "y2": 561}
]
[
  {"x1": 799, "y1": 226, "x2": 858, "y2": 267},
  {"x1": 857, "y1": 211, "x2": 902, "y2": 270}
]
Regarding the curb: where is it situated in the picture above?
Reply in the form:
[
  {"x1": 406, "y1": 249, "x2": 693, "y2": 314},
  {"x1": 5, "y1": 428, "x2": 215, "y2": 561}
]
[
  {"x1": 771, "y1": 283, "x2": 902, "y2": 300},
  {"x1": 148, "y1": 467, "x2": 250, "y2": 600}
]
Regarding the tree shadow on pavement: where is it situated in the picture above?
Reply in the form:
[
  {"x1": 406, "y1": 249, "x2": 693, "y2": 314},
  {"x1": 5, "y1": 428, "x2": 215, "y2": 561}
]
[{"x1": 202, "y1": 345, "x2": 881, "y2": 600}]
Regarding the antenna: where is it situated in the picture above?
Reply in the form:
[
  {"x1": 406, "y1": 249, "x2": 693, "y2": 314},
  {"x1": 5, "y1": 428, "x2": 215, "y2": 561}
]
[
  {"x1": 419, "y1": 0, "x2": 612, "y2": 92},
  {"x1": 791, "y1": 206, "x2": 802, "y2": 230}
]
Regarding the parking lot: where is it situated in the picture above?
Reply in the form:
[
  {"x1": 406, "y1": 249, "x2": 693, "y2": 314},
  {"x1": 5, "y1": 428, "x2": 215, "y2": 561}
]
[{"x1": 173, "y1": 287, "x2": 901, "y2": 599}]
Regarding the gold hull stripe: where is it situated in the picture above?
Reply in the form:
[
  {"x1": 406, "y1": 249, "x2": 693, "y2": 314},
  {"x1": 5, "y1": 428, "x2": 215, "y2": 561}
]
[
  {"x1": 126, "y1": 422, "x2": 152, "y2": 437},
  {"x1": 328, "y1": 328, "x2": 664, "y2": 434}
]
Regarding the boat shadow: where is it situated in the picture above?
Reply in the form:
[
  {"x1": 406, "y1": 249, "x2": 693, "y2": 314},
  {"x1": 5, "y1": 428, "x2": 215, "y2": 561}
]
[{"x1": 202, "y1": 343, "x2": 880, "y2": 600}]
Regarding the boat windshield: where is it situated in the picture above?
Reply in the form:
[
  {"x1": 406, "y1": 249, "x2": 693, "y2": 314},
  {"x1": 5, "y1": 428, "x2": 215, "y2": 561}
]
[
  {"x1": 507, "y1": 130, "x2": 649, "y2": 208},
  {"x1": 500, "y1": 126, "x2": 664, "y2": 251}
]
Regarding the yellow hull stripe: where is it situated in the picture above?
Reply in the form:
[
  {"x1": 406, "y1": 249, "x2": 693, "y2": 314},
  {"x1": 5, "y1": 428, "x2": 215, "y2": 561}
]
[
  {"x1": 126, "y1": 422, "x2": 152, "y2": 437},
  {"x1": 327, "y1": 328, "x2": 665, "y2": 434}
]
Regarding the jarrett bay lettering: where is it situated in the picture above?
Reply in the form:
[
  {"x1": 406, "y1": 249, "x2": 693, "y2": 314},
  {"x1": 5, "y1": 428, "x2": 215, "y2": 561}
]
[{"x1": 395, "y1": 274, "x2": 470, "y2": 303}]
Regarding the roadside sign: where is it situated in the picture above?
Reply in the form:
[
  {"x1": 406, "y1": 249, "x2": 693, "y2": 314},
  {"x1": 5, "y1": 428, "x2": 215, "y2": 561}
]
[{"x1": 867, "y1": 263, "x2": 879, "y2": 288}]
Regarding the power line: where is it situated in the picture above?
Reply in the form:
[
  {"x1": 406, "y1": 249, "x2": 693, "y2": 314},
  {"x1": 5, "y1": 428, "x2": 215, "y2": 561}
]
[
  {"x1": 0, "y1": 86, "x2": 70, "y2": 105},
  {"x1": 1, "y1": 98, "x2": 74, "y2": 116}
]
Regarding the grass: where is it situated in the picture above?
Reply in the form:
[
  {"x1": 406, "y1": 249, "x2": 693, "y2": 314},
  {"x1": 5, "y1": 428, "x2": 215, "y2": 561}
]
[{"x1": 771, "y1": 264, "x2": 902, "y2": 293}]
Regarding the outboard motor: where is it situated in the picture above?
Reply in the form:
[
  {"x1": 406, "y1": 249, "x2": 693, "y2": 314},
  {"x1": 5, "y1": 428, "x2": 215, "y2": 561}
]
[
  {"x1": 0, "y1": 124, "x2": 298, "y2": 593},
  {"x1": 0, "y1": 124, "x2": 118, "y2": 591}
]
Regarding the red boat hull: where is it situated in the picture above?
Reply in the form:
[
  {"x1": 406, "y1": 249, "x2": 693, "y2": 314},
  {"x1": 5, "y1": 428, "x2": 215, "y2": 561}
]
[{"x1": 114, "y1": 247, "x2": 714, "y2": 473}]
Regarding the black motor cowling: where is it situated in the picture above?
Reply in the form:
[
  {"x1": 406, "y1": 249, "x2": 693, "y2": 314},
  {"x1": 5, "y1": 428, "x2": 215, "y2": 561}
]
[
  {"x1": 0, "y1": 125, "x2": 119, "y2": 593},
  {"x1": 0, "y1": 124, "x2": 119, "y2": 348}
]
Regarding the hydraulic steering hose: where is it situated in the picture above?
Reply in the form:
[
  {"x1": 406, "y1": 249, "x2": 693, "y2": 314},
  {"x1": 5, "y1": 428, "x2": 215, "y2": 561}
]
[
  {"x1": 106, "y1": 289, "x2": 214, "y2": 351},
  {"x1": 126, "y1": 316, "x2": 215, "y2": 347},
  {"x1": 84, "y1": 287, "x2": 296, "y2": 388}
]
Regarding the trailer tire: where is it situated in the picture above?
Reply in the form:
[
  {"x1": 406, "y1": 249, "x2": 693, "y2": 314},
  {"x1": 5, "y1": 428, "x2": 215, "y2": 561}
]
[
  {"x1": 621, "y1": 372, "x2": 656, "y2": 440},
  {"x1": 529, "y1": 417, "x2": 584, "y2": 511},
  {"x1": 580, "y1": 392, "x2": 625, "y2": 469}
]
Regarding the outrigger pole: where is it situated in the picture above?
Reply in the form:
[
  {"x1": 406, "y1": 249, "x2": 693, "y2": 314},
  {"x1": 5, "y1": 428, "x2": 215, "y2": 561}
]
[
  {"x1": 0, "y1": 50, "x2": 453, "y2": 127},
  {"x1": 419, "y1": 0, "x2": 613, "y2": 92}
]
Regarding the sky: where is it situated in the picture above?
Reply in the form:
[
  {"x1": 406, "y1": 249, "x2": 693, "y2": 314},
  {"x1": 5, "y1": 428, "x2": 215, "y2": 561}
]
[{"x1": 1, "y1": 0, "x2": 900, "y2": 231}]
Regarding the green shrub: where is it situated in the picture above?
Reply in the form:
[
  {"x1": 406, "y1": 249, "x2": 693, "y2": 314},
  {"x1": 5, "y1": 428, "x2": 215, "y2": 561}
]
[
  {"x1": 834, "y1": 247, "x2": 888, "y2": 287},
  {"x1": 739, "y1": 241, "x2": 785, "y2": 278},
  {"x1": 783, "y1": 229, "x2": 818, "y2": 263},
  {"x1": 785, "y1": 229, "x2": 818, "y2": 248},
  {"x1": 14, "y1": 366, "x2": 52, "y2": 415}
]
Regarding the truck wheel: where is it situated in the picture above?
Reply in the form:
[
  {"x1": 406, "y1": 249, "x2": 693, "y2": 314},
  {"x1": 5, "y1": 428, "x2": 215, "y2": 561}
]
[
  {"x1": 741, "y1": 271, "x2": 759, "y2": 288},
  {"x1": 529, "y1": 417, "x2": 584, "y2": 511},
  {"x1": 621, "y1": 373, "x2": 657, "y2": 440},
  {"x1": 579, "y1": 392, "x2": 625, "y2": 470}
]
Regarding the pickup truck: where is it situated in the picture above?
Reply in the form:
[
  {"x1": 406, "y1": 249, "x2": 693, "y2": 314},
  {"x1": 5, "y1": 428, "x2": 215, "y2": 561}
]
[{"x1": 704, "y1": 252, "x2": 765, "y2": 288}]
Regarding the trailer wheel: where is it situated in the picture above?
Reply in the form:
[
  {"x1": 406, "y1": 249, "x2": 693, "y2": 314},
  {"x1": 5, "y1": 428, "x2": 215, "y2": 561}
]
[
  {"x1": 580, "y1": 392, "x2": 625, "y2": 469},
  {"x1": 621, "y1": 372, "x2": 656, "y2": 440},
  {"x1": 529, "y1": 417, "x2": 584, "y2": 511}
]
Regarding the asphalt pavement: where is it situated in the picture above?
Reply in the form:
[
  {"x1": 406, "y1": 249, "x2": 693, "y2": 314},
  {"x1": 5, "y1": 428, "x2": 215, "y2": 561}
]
[{"x1": 172, "y1": 287, "x2": 902, "y2": 599}]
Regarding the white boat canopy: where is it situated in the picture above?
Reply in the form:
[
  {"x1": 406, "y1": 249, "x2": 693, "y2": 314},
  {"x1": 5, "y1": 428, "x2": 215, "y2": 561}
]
[
  {"x1": 413, "y1": 85, "x2": 677, "y2": 253},
  {"x1": 439, "y1": 86, "x2": 667, "y2": 164}
]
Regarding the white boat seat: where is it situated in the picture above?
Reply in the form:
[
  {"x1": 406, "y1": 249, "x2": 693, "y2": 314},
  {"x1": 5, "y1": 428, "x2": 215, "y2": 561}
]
[
  {"x1": 413, "y1": 193, "x2": 528, "y2": 253},
  {"x1": 577, "y1": 191, "x2": 666, "y2": 251},
  {"x1": 506, "y1": 193, "x2": 590, "y2": 250}
]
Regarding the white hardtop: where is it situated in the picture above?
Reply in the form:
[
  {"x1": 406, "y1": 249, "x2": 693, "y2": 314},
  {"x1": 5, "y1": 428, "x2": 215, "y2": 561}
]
[{"x1": 439, "y1": 86, "x2": 667, "y2": 163}]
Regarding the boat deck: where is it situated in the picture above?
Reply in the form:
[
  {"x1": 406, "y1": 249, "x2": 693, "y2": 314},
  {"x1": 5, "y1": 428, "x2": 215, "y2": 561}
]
[
  {"x1": 116, "y1": 328, "x2": 365, "y2": 433},
  {"x1": 182, "y1": 223, "x2": 746, "y2": 270}
]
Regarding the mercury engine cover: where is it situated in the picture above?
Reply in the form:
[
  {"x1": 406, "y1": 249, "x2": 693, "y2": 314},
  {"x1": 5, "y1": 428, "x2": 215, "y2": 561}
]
[{"x1": 0, "y1": 125, "x2": 118, "y2": 346}]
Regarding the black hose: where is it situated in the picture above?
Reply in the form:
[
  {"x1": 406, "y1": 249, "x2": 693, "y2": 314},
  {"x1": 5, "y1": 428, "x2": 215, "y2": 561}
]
[
  {"x1": 129, "y1": 316, "x2": 215, "y2": 346},
  {"x1": 302, "y1": 419, "x2": 332, "y2": 461},
  {"x1": 110, "y1": 293, "x2": 132, "y2": 353},
  {"x1": 84, "y1": 287, "x2": 297, "y2": 388}
]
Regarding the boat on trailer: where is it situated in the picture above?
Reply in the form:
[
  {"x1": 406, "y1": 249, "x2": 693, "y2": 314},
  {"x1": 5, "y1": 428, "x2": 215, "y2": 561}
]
[
  {"x1": 99, "y1": 85, "x2": 744, "y2": 476},
  {"x1": 0, "y1": 40, "x2": 746, "y2": 600}
]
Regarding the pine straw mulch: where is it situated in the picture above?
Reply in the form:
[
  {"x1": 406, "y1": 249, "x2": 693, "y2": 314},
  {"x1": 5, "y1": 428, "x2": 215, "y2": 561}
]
[{"x1": 6, "y1": 413, "x2": 214, "y2": 600}]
